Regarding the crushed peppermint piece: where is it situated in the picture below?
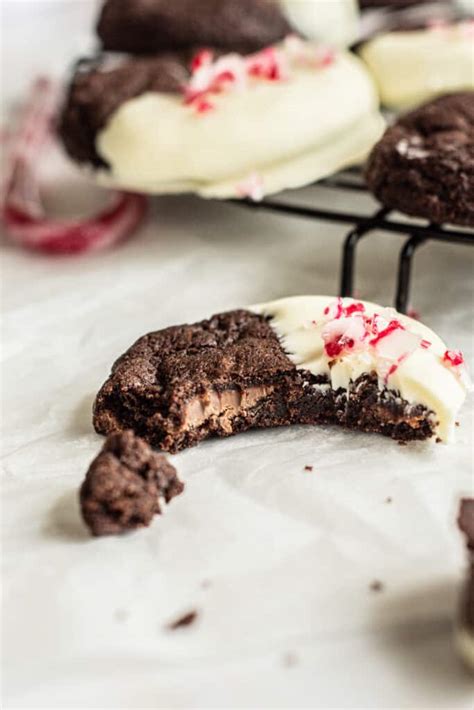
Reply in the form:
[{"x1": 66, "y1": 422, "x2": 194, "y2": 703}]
[
  {"x1": 443, "y1": 350, "x2": 464, "y2": 367},
  {"x1": 236, "y1": 172, "x2": 264, "y2": 201},
  {"x1": 459, "y1": 20, "x2": 474, "y2": 37},
  {"x1": 190, "y1": 49, "x2": 214, "y2": 72},
  {"x1": 184, "y1": 38, "x2": 333, "y2": 114},
  {"x1": 314, "y1": 46, "x2": 335, "y2": 68},
  {"x1": 284, "y1": 35, "x2": 335, "y2": 70},
  {"x1": 247, "y1": 46, "x2": 288, "y2": 81},
  {"x1": 427, "y1": 18, "x2": 449, "y2": 32},
  {"x1": 318, "y1": 298, "x2": 467, "y2": 388},
  {"x1": 195, "y1": 98, "x2": 215, "y2": 114}
]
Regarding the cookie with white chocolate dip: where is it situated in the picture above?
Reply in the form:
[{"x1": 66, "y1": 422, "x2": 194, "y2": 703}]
[
  {"x1": 359, "y1": 20, "x2": 474, "y2": 109},
  {"x1": 93, "y1": 296, "x2": 469, "y2": 453},
  {"x1": 59, "y1": 0, "x2": 384, "y2": 199}
]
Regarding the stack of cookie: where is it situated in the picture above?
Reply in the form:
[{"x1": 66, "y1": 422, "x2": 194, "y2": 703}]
[
  {"x1": 59, "y1": 0, "x2": 385, "y2": 200},
  {"x1": 59, "y1": 0, "x2": 474, "y2": 222}
]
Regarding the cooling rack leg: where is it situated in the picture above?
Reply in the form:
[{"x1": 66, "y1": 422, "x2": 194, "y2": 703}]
[
  {"x1": 340, "y1": 227, "x2": 367, "y2": 298},
  {"x1": 396, "y1": 235, "x2": 427, "y2": 313}
]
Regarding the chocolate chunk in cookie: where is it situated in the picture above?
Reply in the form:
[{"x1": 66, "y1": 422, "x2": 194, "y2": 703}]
[
  {"x1": 365, "y1": 92, "x2": 474, "y2": 226},
  {"x1": 80, "y1": 430, "x2": 184, "y2": 536},
  {"x1": 97, "y1": 0, "x2": 293, "y2": 55}
]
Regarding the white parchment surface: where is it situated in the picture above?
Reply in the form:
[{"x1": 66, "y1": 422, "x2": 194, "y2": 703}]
[{"x1": 2, "y1": 2, "x2": 474, "y2": 708}]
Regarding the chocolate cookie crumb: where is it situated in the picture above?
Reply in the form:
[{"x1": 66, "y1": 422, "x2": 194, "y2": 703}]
[
  {"x1": 114, "y1": 609, "x2": 129, "y2": 622},
  {"x1": 304, "y1": 465, "x2": 313, "y2": 472},
  {"x1": 167, "y1": 610, "x2": 198, "y2": 630},
  {"x1": 370, "y1": 580, "x2": 384, "y2": 592},
  {"x1": 80, "y1": 430, "x2": 184, "y2": 536},
  {"x1": 385, "y1": 496, "x2": 392, "y2": 504}
]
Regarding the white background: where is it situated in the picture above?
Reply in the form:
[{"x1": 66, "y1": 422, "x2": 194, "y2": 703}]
[{"x1": 2, "y1": 2, "x2": 474, "y2": 708}]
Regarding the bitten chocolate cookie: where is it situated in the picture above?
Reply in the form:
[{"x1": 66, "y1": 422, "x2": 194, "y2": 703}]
[
  {"x1": 456, "y1": 499, "x2": 474, "y2": 672},
  {"x1": 365, "y1": 92, "x2": 474, "y2": 226},
  {"x1": 93, "y1": 296, "x2": 468, "y2": 453},
  {"x1": 80, "y1": 430, "x2": 184, "y2": 536}
]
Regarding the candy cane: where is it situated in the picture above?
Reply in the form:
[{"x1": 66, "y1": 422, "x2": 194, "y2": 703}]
[{"x1": 1, "y1": 77, "x2": 148, "y2": 255}]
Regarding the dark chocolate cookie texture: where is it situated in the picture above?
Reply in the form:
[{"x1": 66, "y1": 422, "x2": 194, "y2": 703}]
[
  {"x1": 365, "y1": 92, "x2": 474, "y2": 226},
  {"x1": 59, "y1": 54, "x2": 189, "y2": 167},
  {"x1": 97, "y1": 0, "x2": 293, "y2": 55},
  {"x1": 80, "y1": 430, "x2": 184, "y2": 536}
]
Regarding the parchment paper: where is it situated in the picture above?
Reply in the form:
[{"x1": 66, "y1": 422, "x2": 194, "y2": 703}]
[{"x1": 2, "y1": 2, "x2": 473, "y2": 708}]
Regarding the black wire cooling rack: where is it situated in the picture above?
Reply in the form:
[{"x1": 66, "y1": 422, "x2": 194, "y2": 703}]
[{"x1": 232, "y1": 168, "x2": 474, "y2": 314}]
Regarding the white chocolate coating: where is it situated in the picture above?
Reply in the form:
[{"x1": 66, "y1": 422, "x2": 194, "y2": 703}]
[
  {"x1": 96, "y1": 46, "x2": 384, "y2": 199},
  {"x1": 251, "y1": 296, "x2": 469, "y2": 442},
  {"x1": 359, "y1": 23, "x2": 474, "y2": 109},
  {"x1": 280, "y1": 0, "x2": 359, "y2": 48}
]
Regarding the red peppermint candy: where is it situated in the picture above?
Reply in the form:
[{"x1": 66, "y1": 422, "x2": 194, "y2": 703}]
[{"x1": 1, "y1": 78, "x2": 148, "y2": 255}]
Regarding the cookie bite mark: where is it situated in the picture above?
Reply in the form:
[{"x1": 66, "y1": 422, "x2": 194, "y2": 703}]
[
  {"x1": 93, "y1": 310, "x2": 295, "y2": 452},
  {"x1": 80, "y1": 430, "x2": 184, "y2": 536},
  {"x1": 93, "y1": 297, "x2": 468, "y2": 452},
  {"x1": 366, "y1": 92, "x2": 474, "y2": 227}
]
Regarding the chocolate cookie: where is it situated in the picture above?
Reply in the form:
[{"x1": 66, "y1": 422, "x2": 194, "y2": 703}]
[
  {"x1": 97, "y1": 0, "x2": 292, "y2": 55},
  {"x1": 365, "y1": 92, "x2": 474, "y2": 226},
  {"x1": 58, "y1": 43, "x2": 383, "y2": 200},
  {"x1": 80, "y1": 430, "x2": 184, "y2": 536},
  {"x1": 359, "y1": 0, "x2": 435, "y2": 7},
  {"x1": 92, "y1": 297, "x2": 468, "y2": 452},
  {"x1": 59, "y1": 54, "x2": 189, "y2": 167}
]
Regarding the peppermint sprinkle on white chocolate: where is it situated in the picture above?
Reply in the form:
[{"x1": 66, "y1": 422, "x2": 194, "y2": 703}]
[
  {"x1": 183, "y1": 37, "x2": 335, "y2": 115},
  {"x1": 252, "y1": 296, "x2": 470, "y2": 442}
]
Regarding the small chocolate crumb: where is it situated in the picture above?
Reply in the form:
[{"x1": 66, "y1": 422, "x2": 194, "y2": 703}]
[
  {"x1": 282, "y1": 651, "x2": 299, "y2": 668},
  {"x1": 167, "y1": 610, "x2": 198, "y2": 630},
  {"x1": 114, "y1": 608, "x2": 129, "y2": 622},
  {"x1": 385, "y1": 496, "x2": 392, "y2": 504},
  {"x1": 304, "y1": 465, "x2": 313, "y2": 472},
  {"x1": 435, "y1": 437, "x2": 442, "y2": 443},
  {"x1": 397, "y1": 440, "x2": 407, "y2": 446},
  {"x1": 455, "y1": 421, "x2": 460, "y2": 427},
  {"x1": 80, "y1": 430, "x2": 184, "y2": 536},
  {"x1": 370, "y1": 580, "x2": 384, "y2": 593}
]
